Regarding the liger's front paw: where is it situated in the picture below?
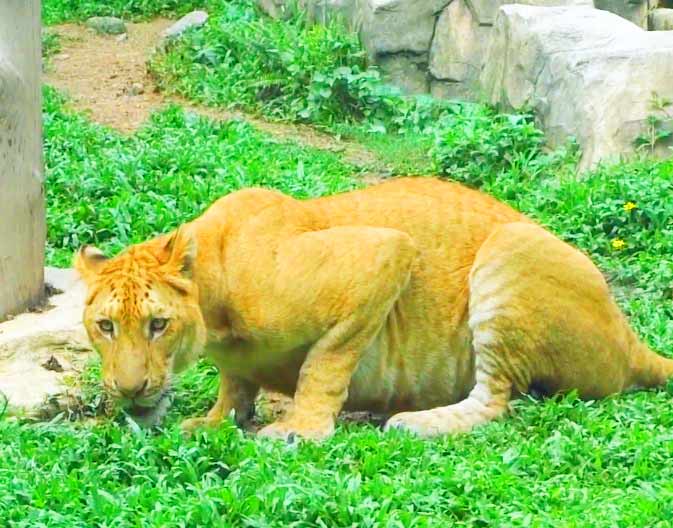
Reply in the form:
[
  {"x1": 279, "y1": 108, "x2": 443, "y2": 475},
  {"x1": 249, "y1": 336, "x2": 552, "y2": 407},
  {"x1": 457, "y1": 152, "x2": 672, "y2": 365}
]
[
  {"x1": 257, "y1": 418, "x2": 334, "y2": 442},
  {"x1": 180, "y1": 416, "x2": 223, "y2": 436},
  {"x1": 384, "y1": 410, "x2": 444, "y2": 438}
]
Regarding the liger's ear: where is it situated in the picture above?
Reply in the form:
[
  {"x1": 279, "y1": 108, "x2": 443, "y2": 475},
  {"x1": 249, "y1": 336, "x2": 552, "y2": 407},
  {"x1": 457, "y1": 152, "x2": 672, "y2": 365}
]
[
  {"x1": 73, "y1": 245, "x2": 108, "y2": 285},
  {"x1": 159, "y1": 226, "x2": 197, "y2": 278}
]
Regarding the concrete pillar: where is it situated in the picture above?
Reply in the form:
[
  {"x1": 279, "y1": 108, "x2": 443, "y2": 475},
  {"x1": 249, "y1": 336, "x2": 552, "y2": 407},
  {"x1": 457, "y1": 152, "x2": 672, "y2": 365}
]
[{"x1": 0, "y1": 0, "x2": 45, "y2": 319}]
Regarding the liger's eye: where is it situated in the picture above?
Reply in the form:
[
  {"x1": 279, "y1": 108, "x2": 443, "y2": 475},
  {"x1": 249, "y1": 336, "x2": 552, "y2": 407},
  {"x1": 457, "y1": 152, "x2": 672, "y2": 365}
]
[
  {"x1": 97, "y1": 319, "x2": 114, "y2": 334},
  {"x1": 149, "y1": 318, "x2": 169, "y2": 336}
]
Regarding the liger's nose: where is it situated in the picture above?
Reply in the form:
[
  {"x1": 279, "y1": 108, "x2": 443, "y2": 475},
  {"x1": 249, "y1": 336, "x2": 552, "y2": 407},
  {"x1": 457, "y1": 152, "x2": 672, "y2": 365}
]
[{"x1": 116, "y1": 378, "x2": 148, "y2": 399}]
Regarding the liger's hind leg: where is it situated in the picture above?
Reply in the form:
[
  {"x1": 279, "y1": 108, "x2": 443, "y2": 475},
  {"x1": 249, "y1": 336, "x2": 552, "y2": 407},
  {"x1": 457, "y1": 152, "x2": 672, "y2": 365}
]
[
  {"x1": 385, "y1": 360, "x2": 512, "y2": 437},
  {"x1": 385, "y1": 220, "x2": 668, "y2": 438}
]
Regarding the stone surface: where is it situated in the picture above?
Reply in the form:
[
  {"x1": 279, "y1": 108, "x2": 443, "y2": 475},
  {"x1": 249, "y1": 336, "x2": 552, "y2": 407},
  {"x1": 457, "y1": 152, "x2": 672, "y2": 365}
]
[
  {"x1": 378, "y1": 53, "x2": 429, "y2": 94},
  {"x1": 594, "y1": 0, "x2": 649, "y2": 28},
  {"x1": 0, "y1": 268, "x2": 92, "y2": 417},
  {"x1": 650, "y1": 8, "x2": 673, "y2": 30},
  {"x1": 430, "y1": 0, "x2": 490, "y2": 85},
  {"x1": 85, "y1": 16, "x2": 127, "y2": 35},
  {"x1": 430, "y1": 79, "x2": 477, "y2": 100},
  {"x1": 160, "y1": 10, "x2": 208, "y2": 41},
  {"x1": 481, "y1": 5, "x2": 673, "y2": 170},
  {"x1": 257, "y1": 0, "x2": 357, "y2": 24},
  {"x1": 127, "y1": 82, "x2": 145, "y2": 95},
  {"x1": 258, "y1": 0, "x2": 292, "y2": 19},
  {"x1": 469, "y1": 0, "x2": 594, "y2": 25},
  {"x1": 430, "y1": 0, "x2": 595, "y2": 95},
  {"x1": 359, "y1": 0, "x2": 451, "y2": 57}
]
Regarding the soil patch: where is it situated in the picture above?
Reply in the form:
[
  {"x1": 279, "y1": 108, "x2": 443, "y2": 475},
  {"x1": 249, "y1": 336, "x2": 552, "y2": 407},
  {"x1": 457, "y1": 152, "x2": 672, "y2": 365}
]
[{"x1": 44, "y1": 20, "x2": 173, "y2": 132}]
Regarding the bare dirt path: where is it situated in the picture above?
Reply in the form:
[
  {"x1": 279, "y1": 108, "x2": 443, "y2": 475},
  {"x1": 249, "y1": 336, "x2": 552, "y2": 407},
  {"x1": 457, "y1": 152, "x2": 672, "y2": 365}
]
[
  {"x1": 45, "y1": 20, "x2": 173, "y2": 132},
  {"x1": 44, "y1": 20, "x2": 385, "y2": 175}
]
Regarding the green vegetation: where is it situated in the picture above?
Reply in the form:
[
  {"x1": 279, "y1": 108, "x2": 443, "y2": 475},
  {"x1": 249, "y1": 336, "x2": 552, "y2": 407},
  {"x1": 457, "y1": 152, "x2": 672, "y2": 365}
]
[
  {"x1": 432, "y1": 105, "x2": 578, "y2": 185},
  {"x1": 3, "y1": 385, "x2": 673, "y2": 526},
  {"x1": 42, "y1": 0, "x2": 208, "y2": 25},
  {"x1": 149, "y1": 0, "x2": 455, "y2": 133},
  {"x1": 635, "y1": 93, "x2": 673, "y2": 154},
  {"x1": 41, "y1": 29, "x2": 61, "y2": 60},
  {"x1": 4, "y1": 1, "x2": 670, "y2": 525}
]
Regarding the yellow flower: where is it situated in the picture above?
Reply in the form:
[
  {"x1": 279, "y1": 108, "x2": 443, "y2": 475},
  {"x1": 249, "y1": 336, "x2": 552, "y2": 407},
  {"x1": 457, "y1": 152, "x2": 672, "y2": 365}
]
[
  {"x1": 623, "y1": 201, "x2": 637, "y2": 212},
  {"x1": 611, "y1": 238, "x2": 626, "y2": 250}
]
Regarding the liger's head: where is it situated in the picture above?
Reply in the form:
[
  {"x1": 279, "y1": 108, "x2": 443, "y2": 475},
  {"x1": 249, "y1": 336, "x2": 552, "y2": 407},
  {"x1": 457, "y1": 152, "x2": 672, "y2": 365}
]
[{"x1": 74, "y1": 228, "x2": 206, "y2": 422}]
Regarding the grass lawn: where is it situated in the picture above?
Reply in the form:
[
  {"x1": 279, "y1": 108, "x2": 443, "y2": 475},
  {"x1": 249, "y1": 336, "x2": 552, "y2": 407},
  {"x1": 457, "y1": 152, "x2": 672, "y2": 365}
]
[{"x1": 2, "y1": 0, "x2": 672, "y2": 525}]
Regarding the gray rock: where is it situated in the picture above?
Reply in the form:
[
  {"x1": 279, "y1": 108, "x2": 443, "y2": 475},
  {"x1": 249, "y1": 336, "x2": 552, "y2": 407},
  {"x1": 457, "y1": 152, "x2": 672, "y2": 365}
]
[
  {"x1": 430, "y1": 79, "x2": 477, "y2": 101},
  {"x1": 481, "y1": 5, "x2": 673, "y2": 170},
  {"x1": 85, "y1": 16, "x2": 127, "y2": 35},
  {"x1": 359, "y1": 0, "x2": 452, "y2": 57},
  {"x1": 650, "y1": 8, "x2": 673, "y2": 31},
  {"x1": 160, "y1": 10, "x2": 209, "y2": 41},
  {"x1": 430, "y1": 0, "x2": 490, "y2": 85},
  {"x1": 127, "y1": 82, "x2": 145, "y2": 96},
  {"x1": 0, "y1": 267, "x2": 92, "y2": 418},
  {"x1": 258, "y1": 0, "x2": 357, "y2": 24},
  {"x1": 430, "y1": 0, "x2": 594, "y2": 99},
  {"x1": 594, "y1": 0, "x2": 648, "y2": 28},
  {"x1": 470, "y1": 0, "x2": 593, "y2": 25},
  {"x1": 378, "y1": 54, "x2": 429, "y2": 94}
]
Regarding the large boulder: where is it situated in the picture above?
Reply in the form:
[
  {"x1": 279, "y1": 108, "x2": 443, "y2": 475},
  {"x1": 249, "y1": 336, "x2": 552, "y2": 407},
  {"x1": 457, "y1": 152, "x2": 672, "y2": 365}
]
[
  {"x1": 257, "y1": 0, "x2": 358, "y2": 24},
  {"x1": 357, "y1": 0, "x2": 451, "y2": 57},
  {"x1": 481, "y1": 5, "x2": 673, "y2": 170},
  {"x1": 471, "y1": 0, "x2": 593, "y2": 25},
  {"x1": 377, "y1": 54, "x2": 430, "y2": 94},
  {"x1": 650, "y1": 8, "x2": 673, "y2": 30},
  {"x1": 429, "y1": 0, "x2": 489, "y2": 85},
  {"x1": 429, "y1": 0, "x2": 594, "y2": 100}
]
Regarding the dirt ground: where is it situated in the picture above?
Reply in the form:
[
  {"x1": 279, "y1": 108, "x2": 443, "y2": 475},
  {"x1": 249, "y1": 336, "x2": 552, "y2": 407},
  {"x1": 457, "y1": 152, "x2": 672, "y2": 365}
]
[
  {"x1": 45, "y1": 19, "x2": 173, "y2": 132},
  {"x1": 44, "y1": 20, "x2": 383, "y2": 173}
]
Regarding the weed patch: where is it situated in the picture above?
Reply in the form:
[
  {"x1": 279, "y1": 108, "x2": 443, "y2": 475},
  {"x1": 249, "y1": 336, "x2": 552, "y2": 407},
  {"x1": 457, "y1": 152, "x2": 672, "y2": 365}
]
[
  {"x1": 43, "y1": 0, "x2": 208, "y2": 25},
  {"x1": 149, "y1": 0, "x2": 456, "y2": 134}
]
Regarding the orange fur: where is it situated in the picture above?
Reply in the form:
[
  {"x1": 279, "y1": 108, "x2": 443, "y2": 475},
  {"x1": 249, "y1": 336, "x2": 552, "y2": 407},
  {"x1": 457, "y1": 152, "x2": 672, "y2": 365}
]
[{"x1": 75, "y1": 177, "x2": 673, "y2": 439}]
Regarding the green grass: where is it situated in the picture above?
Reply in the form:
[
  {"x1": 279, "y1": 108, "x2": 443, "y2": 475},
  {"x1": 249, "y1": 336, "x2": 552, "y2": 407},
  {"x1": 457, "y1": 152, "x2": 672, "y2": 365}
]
[
  {"x1": 336, "y1": 125, "x2": 436, "y2": 176},
  {"x1": 41, "y1": 29, "x2": 61, "y2": 59},
  {"x1": 4, "y1": 380, "x2": 673, "y2": 526},
  {"x1": 148, "y1": 0, "x2": 378, "y2": 125},
  {"x1": 42, "y1": 0, "x2": 208, "y2": 25}
]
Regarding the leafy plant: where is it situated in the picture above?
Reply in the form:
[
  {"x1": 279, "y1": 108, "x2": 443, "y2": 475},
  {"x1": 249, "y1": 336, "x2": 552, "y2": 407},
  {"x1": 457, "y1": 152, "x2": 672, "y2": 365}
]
[
  {"x1": 635, "y1": 92, "x2": 673, "y2": 154},
  {"x1": 41, "y1": 29, "x2": 61, "y2": 60},
  {"x1": 431, "y1": 105, "x2": 578, "y2": 185},
  {"x1": 42, "y1": 0, "x2": 209, "y2": 25},
  {"x1": 149, "y1": 0, "x2": 458, "y2": 133}
]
